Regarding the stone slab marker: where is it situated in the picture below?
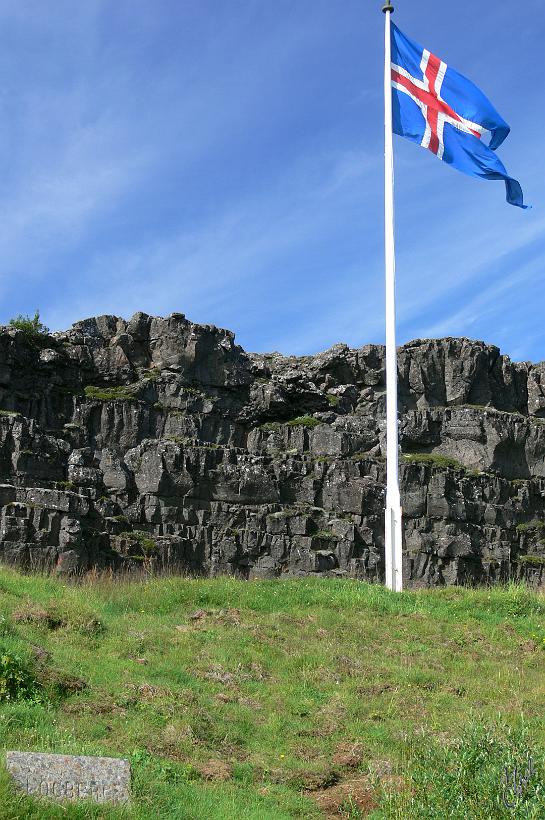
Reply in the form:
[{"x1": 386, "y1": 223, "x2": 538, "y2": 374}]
[{"x1": 5, "y1": 751, "x2": 130, "y2": 804}]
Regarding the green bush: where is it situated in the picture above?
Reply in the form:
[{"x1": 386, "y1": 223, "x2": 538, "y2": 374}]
[
  {"x1": 0, "y1": 647, "x2": 38, "y2": 702},
  {"x1": 259, "y1": 420, "x2": 282, "y2": 432},
  {"x1": 132, "y1": 530, "x2": 157, "y2": 555},
  {"x1": 8, "y1": 310, "x2": 49, "y2": 339},
  {"x1": 121, "y1": 530, "x2": 158, "y2": 573}
]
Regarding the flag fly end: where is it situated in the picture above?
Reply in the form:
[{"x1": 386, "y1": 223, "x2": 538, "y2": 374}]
[
  {"x1": 390, "y1": 23, "x2": 527, "y2": 208},
  {"x1": 505, "y1": 178, "x2": 529, "y2": 210}
]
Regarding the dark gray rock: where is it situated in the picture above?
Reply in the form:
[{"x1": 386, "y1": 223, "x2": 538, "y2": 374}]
[{"x1": 0, "y1": 312, "x2": 542, "y2": 587}]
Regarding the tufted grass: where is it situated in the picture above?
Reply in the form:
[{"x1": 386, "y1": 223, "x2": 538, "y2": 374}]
[
  {"x1": 401, "y1": 452, "x2": 467, "y2": 471},
  {"x1": 83, "y1": 386, "x2": 139, "y2": 403},
  {"x1": 0, "y1": 569, "x2": 543, "y2": 818}
]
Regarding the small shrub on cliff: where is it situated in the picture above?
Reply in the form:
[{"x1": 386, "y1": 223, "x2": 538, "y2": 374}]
[
  {"x1": 518, "y1": 554, "x2": 545, "y2": 567},
  {"x1": 286, "y1": 416, "x2": 320, "y2": 428},
  {"x1": 84, "y1": 384, "x2": 139, "y2": 402},
  {"x1": 259, "y1": 420, "x2": 282, "y2": 432},
  {"x1": 131, "y1": 530, "x2": 157, "y2": 555},
  {"x1": 259, "y1": 416, "x2": 321, "y2": 431},
  {"x1": 313, "y1": 530, "x2": 338, "y2": 541},
  {"x1": 8, "y1": 310, "x2": 49, "y2": 340},
  {"x1": 516, "y1": 520, "x2": 545, "y2": 534},
  {"x1": 402, "y1": 452, "x2": 466, "y2": 471},
  {"x1": 119, "y1": 530, "x2": 158, "y2": 571}
]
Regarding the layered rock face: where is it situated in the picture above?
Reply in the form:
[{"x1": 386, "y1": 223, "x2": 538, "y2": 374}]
[{"x1": 0, "y1": 311, "x2": 544, "y2": 587}]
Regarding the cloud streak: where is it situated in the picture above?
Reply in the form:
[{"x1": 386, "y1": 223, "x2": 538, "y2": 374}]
[{"x1": 0, "y1": 1, "x2": 542, "y2": 365}]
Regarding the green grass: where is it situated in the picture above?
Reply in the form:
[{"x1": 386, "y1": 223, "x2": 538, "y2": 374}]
[
  {"x1": 401, "y1": 452, "x2": 468, "y2": 471},
  {"x1": 83, "y1": 386, "x2": 139, "y2": 403},
  {"x1": 0, "y1": 571, "x2": 543, "y2": 818},
  {"x1": 518, "y1": 555, "x2": 545, "y2": 567},
  {"x1": 383, "y1": 722, "x2": 545, "y2": 819},
  {"x1": 516, "y1": 521, "x2": 545, "y2": 534},
  {"x1": 351, "y1": 451, "x2": 385, "y2": 463},
  {"x1": 313, "y1": 530, "x2": 338, "y2": 541},
  {"x1": 259, "y1": 421, "x2": 282, "y2": 432},
  {"x1": 285, "y1": 416, "x2": 320, "y2": 429},
  {"x1": 180, "y1": 386, "x2": 203, "y2": 396},
  {"x1": 260, "y1": 416, "x2": 321, "y2": 432},
  {"x1": 140, "y1": 368, "x2": 162, "y2": 382}
]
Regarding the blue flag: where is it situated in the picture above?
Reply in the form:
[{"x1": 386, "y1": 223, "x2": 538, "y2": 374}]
[{"x1": 391, "y1": 24, "x2": 527, "y2": 208}]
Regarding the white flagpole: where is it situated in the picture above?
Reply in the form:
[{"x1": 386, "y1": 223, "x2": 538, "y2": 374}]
[{"x1": 382, "y1": 2, "x2": 403, "y2": 592}]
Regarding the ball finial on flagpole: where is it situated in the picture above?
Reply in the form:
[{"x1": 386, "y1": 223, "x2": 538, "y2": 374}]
[{"x1": 382, "y1": 2, "x2": 394, "y2": 13}]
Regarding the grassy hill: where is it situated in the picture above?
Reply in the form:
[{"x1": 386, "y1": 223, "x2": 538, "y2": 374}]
[{"x1": 0, "y1": 570, "x2": 543, "y2": 818}]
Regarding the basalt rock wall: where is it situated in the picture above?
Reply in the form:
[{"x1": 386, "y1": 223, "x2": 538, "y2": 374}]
[{"x1": 0, "y1": 311, "x2": 543, "y2": 587}]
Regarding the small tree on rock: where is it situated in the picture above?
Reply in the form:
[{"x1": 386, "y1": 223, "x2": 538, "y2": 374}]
[{"x1": 8, "y1": 310, "x2": 50, "y2": 339}]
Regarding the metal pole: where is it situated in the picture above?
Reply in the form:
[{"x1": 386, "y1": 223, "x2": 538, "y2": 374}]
[{"x1": 382, "y1": 1, "x2": 403, "y2": 591}]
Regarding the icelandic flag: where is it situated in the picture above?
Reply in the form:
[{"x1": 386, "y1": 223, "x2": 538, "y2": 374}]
[{"x1": 391, "y1": 24, "x2": 527, "y2": 208}]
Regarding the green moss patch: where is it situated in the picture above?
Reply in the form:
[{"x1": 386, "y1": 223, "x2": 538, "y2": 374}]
[
  {"x1": 516, "y1": 520, "x2": 545, "y2": 534},
  {"x1": 84, "y1": 385, "x2": 139, "y2": 403},
  {"x1": 518, "y1": 554, "x2": 545, "y2": 567},
  {"x1": 401, "y1": 452, "x2": 467, "y2": 471}
]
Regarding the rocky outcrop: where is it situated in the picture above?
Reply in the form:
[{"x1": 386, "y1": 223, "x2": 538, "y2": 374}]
[{"x1": 0, "y1": 312, "x2": 543, "y2": 587}]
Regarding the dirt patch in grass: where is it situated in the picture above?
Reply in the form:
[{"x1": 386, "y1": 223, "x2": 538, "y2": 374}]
[
  {"x1": 12, "y1": 605, "x2": 65, "y2": 629},
  {"x1": 132, "y1": 683, "x2": 172, "y2": 702},
  {"x1": 198, "y1": 759, "x2": 233, "y2": 781},
  {"x1": 12, "y1": 601, "x2": 103, "y2": 636},
  {"x1": 39, "y1": 668, "x2": 87, "y2": 696},
  {"x1": 312, "y1": 777, "x2": 378, "y2": 817},
  {"x1": 288, "y1": 767, "x2": 340, "y2": 791},
  {"x1": 332, "y1": 741, "x2": 364, "y2": 769}
]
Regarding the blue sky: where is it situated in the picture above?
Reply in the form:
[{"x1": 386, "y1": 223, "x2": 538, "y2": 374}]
[{"x1": 0, "y1": 0, "x2": 542, "y2": 361}]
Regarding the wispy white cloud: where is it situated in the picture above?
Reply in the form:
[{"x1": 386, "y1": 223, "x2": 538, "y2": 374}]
[
  {"x1": 44, "y1": 143, "x2": 378, "y2": 334},
  {"x1": 0, "y1": 0, "x2": 361, "y2": 317},
  {"x1": 412, "y1": 253, "x2": 545, "y2": 348},
  {"x1": 0, "y1": 0, "x2": 541, "y2": 366},
  {"x1": 0, "y1": 124, "x2": 151, "y2": 277}
]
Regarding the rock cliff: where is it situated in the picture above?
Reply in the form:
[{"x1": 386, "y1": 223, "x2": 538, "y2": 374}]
[{"x1": 0, "y1": 311, "x2": 543, "y2": 587}]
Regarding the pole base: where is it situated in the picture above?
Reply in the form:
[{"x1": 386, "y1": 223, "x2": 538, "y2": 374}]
[{"x1": 384, "y1": 503, "x2": 403, "y2": 592}]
